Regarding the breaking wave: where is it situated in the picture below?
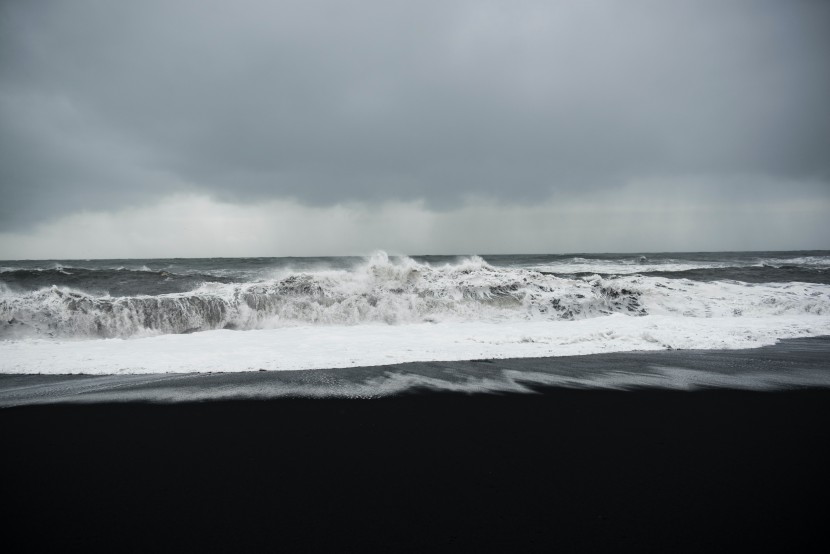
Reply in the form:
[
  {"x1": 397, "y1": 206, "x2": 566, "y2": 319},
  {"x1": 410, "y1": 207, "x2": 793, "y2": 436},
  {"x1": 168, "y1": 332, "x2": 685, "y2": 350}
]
[{"x1": 1, "y1": 252, "x2": 829, "y2": 340}]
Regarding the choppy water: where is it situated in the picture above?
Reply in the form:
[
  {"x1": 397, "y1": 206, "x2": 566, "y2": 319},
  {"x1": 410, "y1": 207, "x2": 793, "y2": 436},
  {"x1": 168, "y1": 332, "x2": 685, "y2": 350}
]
[
  {"x1": 1, "y1": 250, "x2": 829, "y2": 375},
  {"x1": 3, "y1": 250, "x2": 829, "y2": 298}
]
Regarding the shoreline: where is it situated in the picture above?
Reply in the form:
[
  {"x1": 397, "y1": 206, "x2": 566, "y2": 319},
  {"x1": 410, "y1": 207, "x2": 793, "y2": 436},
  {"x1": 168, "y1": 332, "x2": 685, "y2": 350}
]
[
  {"x1": 2, "y1": 335, "x2": 829, "y2": 406},
  {"x1": 3, "y1": 336, "x2": 829, "y2": 550}
]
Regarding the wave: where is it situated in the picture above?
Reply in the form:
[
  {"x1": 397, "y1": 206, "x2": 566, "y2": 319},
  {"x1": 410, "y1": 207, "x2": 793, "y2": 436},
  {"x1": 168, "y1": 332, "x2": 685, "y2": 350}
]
[
  {"x1": 531, "y1": 259, "x2": 732, "y2": 275},
  {"x1": 0, "y1": 253, "x2": 644, "y2": 338},
  {"x1": 529, "y1": 254, "x2": 830, "y2": 276},
  {"x1": 761, "y1": 256, "x2": 830, "y2": 268},
  {"x1": 2, "y1": 252, "x2": 829, "y2": 340},
  {"x1": 633, "y1": 265, "x2": 828, "y2": 284},
  {"x1": 0, "y1": 267, "x2": 235, "y2": 297},
  {"x1": 1, "y1": 262, "x2": 79, "y2": 273},
  {"x1": 532, "y1": 259, "x2": 830, "y2": 284}
]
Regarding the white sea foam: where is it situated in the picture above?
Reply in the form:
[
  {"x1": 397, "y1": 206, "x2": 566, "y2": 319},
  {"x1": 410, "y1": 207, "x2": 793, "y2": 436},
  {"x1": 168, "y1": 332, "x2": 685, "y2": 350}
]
[{"x1": 1, "y1": 314, "x2": 828, "y2": 374}]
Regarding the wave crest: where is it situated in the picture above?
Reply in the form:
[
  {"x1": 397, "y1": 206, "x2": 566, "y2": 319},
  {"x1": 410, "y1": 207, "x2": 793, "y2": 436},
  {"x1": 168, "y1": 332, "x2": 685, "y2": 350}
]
[{"x1": 1, "y1": 253, "x2": 648, "y2": 338}]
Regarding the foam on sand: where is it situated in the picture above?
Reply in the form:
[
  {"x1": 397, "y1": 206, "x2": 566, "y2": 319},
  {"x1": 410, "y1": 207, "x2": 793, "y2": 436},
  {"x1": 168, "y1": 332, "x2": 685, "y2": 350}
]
[{"x1": 2, "y1": 313, "x2": 828, "y2": 374}]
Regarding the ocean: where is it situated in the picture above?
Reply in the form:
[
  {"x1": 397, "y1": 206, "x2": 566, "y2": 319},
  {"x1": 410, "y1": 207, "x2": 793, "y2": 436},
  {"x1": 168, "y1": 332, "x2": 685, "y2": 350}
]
[{"x1": 1, "y1": 249, "x2": 829, "y2": 397}]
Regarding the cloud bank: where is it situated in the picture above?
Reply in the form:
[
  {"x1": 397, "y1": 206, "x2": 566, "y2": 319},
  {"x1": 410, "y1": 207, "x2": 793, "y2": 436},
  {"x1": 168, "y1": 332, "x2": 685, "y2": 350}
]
[{"x1": 1, "y1": 0, "x2": 828, "y2": 255}]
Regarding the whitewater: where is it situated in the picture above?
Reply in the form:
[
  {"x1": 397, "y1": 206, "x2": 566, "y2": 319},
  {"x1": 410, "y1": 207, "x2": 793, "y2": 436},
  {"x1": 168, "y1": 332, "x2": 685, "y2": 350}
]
[{"x1": 1, "y1": 251, "x2": 829, "y2": 374}]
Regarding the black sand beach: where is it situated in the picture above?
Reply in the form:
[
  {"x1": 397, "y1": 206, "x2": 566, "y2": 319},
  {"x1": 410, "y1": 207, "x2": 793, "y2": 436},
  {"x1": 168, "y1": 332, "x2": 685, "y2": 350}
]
[
  {"x1": 3, "y1": 341, "x2": 830, "y2": 552},
  {"x1": 3, "y1": 390, "x2": 829, "y2": 552}
]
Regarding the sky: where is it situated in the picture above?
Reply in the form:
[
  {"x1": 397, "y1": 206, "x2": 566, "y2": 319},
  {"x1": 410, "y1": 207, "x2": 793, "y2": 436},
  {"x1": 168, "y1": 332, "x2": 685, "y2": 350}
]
[{"x1": 1, "y1": 0, "x2": 829, "y2": 258}]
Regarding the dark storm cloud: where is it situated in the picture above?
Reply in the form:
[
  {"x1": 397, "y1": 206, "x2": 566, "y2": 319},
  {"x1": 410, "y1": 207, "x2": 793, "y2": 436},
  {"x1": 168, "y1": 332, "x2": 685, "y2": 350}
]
[{"x1": 1, "y1": 0, "x2": 829, "y2": 230}]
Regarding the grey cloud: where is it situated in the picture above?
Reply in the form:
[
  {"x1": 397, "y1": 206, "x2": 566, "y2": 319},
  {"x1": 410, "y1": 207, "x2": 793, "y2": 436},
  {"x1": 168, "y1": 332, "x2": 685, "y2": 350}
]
[{"x1": 1, "y1": 0, "x2": 829, "y2": 231}]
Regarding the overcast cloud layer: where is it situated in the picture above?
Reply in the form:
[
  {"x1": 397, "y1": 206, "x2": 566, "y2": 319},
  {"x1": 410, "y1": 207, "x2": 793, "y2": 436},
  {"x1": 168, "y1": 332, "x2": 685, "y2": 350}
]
[{"x1": 1, "y1": 0, "x2": 829, "y2": 257}]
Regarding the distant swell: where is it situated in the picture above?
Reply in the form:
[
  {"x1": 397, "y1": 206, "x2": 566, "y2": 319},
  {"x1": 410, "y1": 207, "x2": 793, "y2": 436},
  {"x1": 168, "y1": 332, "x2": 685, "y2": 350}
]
[
  {"x1": 0, "y1": 267, "x2": 234, "y2": 296},
  {"x1": 645, "y1": 265, "x2": 830, "y2": 284},
  {"x1": 543, "y1": 265, "x2": 830, "y2": 284}
]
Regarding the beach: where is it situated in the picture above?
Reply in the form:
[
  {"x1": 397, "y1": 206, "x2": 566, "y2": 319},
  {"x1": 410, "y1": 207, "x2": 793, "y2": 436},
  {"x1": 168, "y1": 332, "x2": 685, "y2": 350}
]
[{"x1": 3, "y1": 337, "x2": 829, "y2": 552}]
